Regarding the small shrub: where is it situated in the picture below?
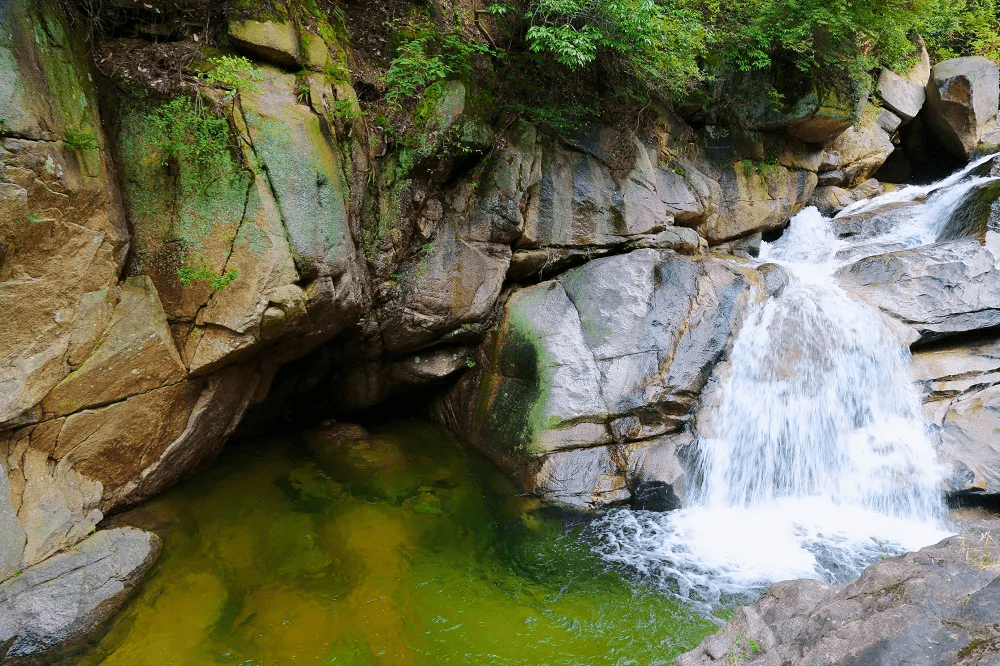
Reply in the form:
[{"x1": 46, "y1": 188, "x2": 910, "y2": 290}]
[
  {"x1": 199, "y1": 55, "x2": 263, "y2": 98},
  {"x1": 296, "y1": 82, "x2": 311, "y2": 104},
  {"x1": 383, "y1": 23, "x2": 492, "y2": 107},
  {"x1": 146, "y1": 96, "x2": 234, "y2": 179},
  {"x1": 332, "y1": 99, "x2": 362, "y2": 124}
]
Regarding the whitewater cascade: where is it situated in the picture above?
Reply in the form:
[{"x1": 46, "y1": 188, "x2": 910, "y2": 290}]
[{"x1": 591, "y1": 155, "x2": 1000, "y2": 607}]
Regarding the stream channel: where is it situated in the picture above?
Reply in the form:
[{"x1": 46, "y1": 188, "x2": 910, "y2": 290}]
[{"x1": 75, "y1": 156, "x2": 1000, "y2": 664}]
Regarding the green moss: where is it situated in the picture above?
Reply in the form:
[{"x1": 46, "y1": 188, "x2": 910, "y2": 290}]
[
  {"x1": 116, "y1": 97, "x2": 250, "y2": 280},
  {"x1": 475, "y1": 309, "x2": 558, "y2": 460}
]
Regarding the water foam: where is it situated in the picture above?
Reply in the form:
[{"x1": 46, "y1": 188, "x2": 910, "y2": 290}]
[{"x1": 589, "y1": 156, "x2": 1000, "y2": 607}]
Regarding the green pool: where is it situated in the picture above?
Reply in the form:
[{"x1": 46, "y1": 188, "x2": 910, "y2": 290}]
[{"x1": 76, "y1": 420, "x2": 715, "y2": 665}]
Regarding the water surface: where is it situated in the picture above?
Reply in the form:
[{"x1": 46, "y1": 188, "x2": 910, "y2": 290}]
[{"x1": 78, "y1": 420, "x2": 715, "y2": 665}]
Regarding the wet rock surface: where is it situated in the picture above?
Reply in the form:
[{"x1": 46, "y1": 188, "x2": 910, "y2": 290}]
[
  {"x1": 435, "y1": 249, "x2": 767, "y2": 507},
  {"x1": 677, "y1": 520, "x2": 1000, "y2": 666}
]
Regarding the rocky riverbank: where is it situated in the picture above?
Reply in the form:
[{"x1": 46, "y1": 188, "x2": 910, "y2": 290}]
[
  {"x1": 678, "y1": 514, "x2": 1000, "y2": 666},
  {"x1": 2, "y1": 0, "x2": 1000, "y2": 660}
]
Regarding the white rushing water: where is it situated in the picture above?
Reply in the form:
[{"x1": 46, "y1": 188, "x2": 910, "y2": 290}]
[{"x1": 590, "y1": 155, "x2": 1000, "y2": 608}]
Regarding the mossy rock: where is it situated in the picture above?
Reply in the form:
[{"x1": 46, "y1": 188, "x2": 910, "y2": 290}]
[{"x1": 115, "y1": 99, "x2": 250, "y2": 319}]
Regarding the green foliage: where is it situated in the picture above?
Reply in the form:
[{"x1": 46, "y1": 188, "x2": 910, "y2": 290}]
[
  {"x1": 384, "y1": 22, "x2": 492, "y2": 107},
  {"x1": 465, "y1": 357, "x2": 477, "y2": 368},
  {"x1": 521, "y1": 0, "x2": 706, "y2": 97},
  {"x1": 177, "y1": 256, "x2": 239, "y2": 291},
  {"x1": 64, "y1": 127, "x2": 97, "y2": 151},
  {"x1": 332, "y1": 99, "x2": 362, "y2": 123},
  {"x1": 923, "y1": 0, "x2": 1000, "y2": 61},
  {"x1": 146, "y1": 96, "x2": 234, "y2": 178},
  {"x1": 199, "y1": 55, "x2": 263, "y2": 98},
  {"x1": 496, "y1": 0, "x2": 999, "y2": 120},
  {"x1": 506, "y1": 101, "x2": 597, "y2": 133}
]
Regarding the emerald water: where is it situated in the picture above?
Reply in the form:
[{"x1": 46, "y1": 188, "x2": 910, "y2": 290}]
[{"x1": 74, "y1": 420, "x2": 714, "y2": 665}]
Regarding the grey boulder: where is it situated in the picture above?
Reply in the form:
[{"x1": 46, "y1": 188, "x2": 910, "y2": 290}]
[
  {"x1": 925, "y1": 56, "x2": 1000, "y2": 158},
  {"x1": 435, "y1": 249, "x2": 768, "y2": 508},
  {"x1": 836, "y1": 236, "x2": 1000, "y2": 344},
  {"x1": 0, "y1": 527, "x2": 160, "y2": 662},
  {"x1": 678, "y1": 521, "x2": 1000, "y2": 666},
  {"x1": 912, "y1": 338, "x2": 1000, "y2": 493}
]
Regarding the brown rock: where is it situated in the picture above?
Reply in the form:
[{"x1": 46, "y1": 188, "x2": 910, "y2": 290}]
[{"x1": 41, "y1": 277, "x2": 186, "y2": 416}]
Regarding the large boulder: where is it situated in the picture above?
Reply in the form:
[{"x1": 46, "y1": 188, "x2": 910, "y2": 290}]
[
  {"x1": 817, "y1": 104, "x2": 900, "y2": 188},
  {"x1": 925, "y1": 56, "x2": 1000, "y2": 158},
  {"x1": 0, "y1": 527, "x2": 160, "y2": 663},
  {"x1": 704, "y1": 162, "x2": 817, "y2": 244},
  {"x1": 750, "y1": 86, "x2": 861, "y2": 144},
  {"x1": 520, "y1": 133, "x2": 676, "y2": 248},
  {"x1": 836, "y1": 235, "x2": 1000, "y2": 344},
  {"x1": 678, "y1": 520, "x2": 1000, "y2": 666},
  {"x1": 878, "y1": 69, "x2": 926, "y2": 122},
  {"x1": 435, "y1": 249, "x2": 772, "y2": 508},
  {"x1": 810, "y1": 179, "x2": 885, "y2": 216},
  {"x1": 876, "y1": 40, "x2": 931, "y2": 122},
  {"x1": 228, "y1": 19, "x2": 302, "y2": 69}
]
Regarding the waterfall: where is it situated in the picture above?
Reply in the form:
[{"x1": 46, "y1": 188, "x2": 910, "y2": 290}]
[{"x1": 590, "y1": 155, "x2": 1000, "y2": 608}]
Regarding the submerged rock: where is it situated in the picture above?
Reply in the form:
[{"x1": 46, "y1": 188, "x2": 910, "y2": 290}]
[{"x1": 677, "y1": 520, "x2": 1000, "y2": 666}]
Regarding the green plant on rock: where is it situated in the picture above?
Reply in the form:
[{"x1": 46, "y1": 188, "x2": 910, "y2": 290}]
[
  {"x1": 505, "y1": 101, "x2": 598, "y2": 134},
  {"x1": 177, "y1": 256, "x2": 239, "y2": 291},
  {"x1": 296, "y1": 81, "x2": 311, "y2": 105},
  {"x1": 331, "y1": 99, "x2": 362, "y2": 124},
  {"x1": 726, "y1": 633, "x2": 763, "y2": 664},
  {"x1": 146, "y1": 96, "x2": 235, "y2": 181},
  {"x1": 64, "y1": 127, "x2": 97, "y2": 151},
  {"x1": 383, "y1": 22, "x2": 492, "y2": 107},
  {"x1": 199, "y1": 55, "x2": 263, "y2": 98}
]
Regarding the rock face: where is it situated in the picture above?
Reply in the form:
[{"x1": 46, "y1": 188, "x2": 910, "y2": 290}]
[
  {"x1": 819, "y1": 105, "x2": 901, "y2": 188},
  {"x1": 925, "y1": 56, "x2": 1000, "y2": 158},
  {"x1": 677, "y1": 520, "x2": 1000, "y2": 666},
  {"x1": 0, "y1": 1, "x2": 974, "y2": 658},
  {"x1": 435, "y1": 249, "x2": 773, "y2": 507},
  {"x1": 837, "y1": 235, "x2": 1000, "y2": 345},
  {"x1": 0, "y1": 0, "x2": 363, "y2": 593},
  {"x1": 912, "y1": 340, "x2": 1000, "y2": 493},
  {"x1": 0, "y1": 527, "x2": 160, "y2": 663}
]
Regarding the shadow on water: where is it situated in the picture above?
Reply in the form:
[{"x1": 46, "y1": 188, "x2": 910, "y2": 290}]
[{"x1": 73, "y1": 419, "x2": 715, "y2": 665}]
